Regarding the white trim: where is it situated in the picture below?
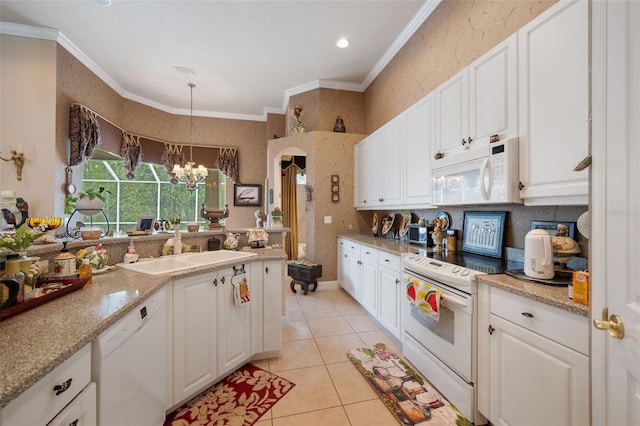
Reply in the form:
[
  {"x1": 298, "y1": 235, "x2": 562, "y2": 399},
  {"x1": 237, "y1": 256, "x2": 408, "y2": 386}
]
[
  {"x1": 2, "y1": 0, "x2": 442, "y2": 122},
  {"x1": 361, "y1": 0, "x2": 442, "y2": 90},
  {"x1": 591, "y1": 0, "x2": 607, "y2": 422}
]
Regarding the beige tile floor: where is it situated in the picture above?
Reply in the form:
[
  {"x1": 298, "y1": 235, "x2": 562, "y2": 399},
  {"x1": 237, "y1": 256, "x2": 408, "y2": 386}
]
[{"x1": 252, "y1": 284, "x2": 407, "y2": 426}]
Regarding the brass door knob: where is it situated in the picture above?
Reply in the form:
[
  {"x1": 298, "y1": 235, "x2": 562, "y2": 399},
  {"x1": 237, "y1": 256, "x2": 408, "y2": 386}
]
[{"x1": 593, "y1": 307, "x2": 624, "y2": 339}]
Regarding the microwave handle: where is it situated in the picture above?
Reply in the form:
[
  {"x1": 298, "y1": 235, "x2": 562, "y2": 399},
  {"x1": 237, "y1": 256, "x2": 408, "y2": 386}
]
[{"x1": 480, "y1": 157, "x2": 491, "y2": 200}]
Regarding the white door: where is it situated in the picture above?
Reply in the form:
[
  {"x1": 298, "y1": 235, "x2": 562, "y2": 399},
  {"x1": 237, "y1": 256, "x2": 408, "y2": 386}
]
[
  {"x1": 434, "y1": 68, "x2": 469, "y2": 158},
  {"x1": 359, "y1": 257, "x2": 378, "y2": 316},
  {"x1": 381, "y1": 117, "x2": 403, "y2": 206},
  {"x1": 591, "y1": 0, "x2": 640, "y2": 424},
  {"x1": 378, "y1": 265, "x2": 400, "y2": 337}
]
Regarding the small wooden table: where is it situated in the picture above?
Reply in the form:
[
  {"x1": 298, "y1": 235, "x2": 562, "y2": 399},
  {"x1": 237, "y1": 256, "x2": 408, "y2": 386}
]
[{"x1": 288, "y1": 262, "x2": 322, "y2": 295}]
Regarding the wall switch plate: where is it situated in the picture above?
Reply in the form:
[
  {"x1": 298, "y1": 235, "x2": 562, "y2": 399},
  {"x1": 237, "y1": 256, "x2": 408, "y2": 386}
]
[{"x1": 324, "y1": 216, "x2": 332, "y2": 224}]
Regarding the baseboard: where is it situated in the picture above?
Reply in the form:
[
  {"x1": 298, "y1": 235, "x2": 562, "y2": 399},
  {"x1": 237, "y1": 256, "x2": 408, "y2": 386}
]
[{"x1": 317, "y1": 280, "x2": 339, "y2": 290}]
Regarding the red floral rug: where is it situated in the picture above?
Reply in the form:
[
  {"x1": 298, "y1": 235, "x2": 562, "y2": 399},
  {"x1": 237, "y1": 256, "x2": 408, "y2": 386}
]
[
  {"x1": 164, "y1": 363, "x2": 295, "y2": 426},
  {"x1": 347, "y1": 344, "x2": 471, "y2": 426}
]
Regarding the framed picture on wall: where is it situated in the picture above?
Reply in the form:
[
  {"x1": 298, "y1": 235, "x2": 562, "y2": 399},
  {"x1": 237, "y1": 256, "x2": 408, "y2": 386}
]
[
  {"x1": 331, "y1": 175, "x2": 339, "y2": 183},
  {"x1": 332, "y1": 193, "x2": 339, "y2": 203},
  {"x1": 332, "y1": 184, "x2": 339, "y2": 193},
  {"x1": 233, "y1": 184, "x2": 262, "y2": 206}
]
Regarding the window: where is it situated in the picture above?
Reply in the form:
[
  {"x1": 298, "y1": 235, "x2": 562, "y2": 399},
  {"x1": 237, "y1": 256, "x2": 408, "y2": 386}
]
[{"x1": 77, "y1": 151, "x2": 226, "y2": 233}]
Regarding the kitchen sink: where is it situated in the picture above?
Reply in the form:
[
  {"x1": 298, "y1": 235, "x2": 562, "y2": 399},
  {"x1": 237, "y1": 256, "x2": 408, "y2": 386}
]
[{"x1": 117, "y1": 250, "x2": 257, "y2": 276}]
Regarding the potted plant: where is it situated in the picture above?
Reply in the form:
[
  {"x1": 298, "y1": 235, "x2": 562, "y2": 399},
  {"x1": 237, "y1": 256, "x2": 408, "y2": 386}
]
[{"x1": 65, "y1": 187, "x2": 109, "y2": 216}]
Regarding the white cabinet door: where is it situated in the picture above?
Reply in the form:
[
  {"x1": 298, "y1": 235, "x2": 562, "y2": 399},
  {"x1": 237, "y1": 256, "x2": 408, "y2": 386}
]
[
  {"x1": 359, "y1": 248, "x2": 378, "y2": 316},
  {"x1": 377, "y1": 264, "x2": 401, "y2": 338},
  {"x1": 262, "y1": 260, "x2": 283, "y2": 352},
  {"x1": 489, "y1": 314, "x2": 589, "y2": 426},
  {"x1": 354, "y1": 142, "x2": 368, "y2": 207},
  {"x1": 404, "y1": 95, "x2": 434, "y2": 207},
  {"x1": 434, "y1": 68, "x2": 469, "y2": 158},
  {"x1": 469, "y1": 33, "x2": 518, "y2": 146},
  {"x1": 518, "y1": 0, "x2": 589, "y2": 205},
  {"x1": 217, "y1": 266, "x2": 251, "y2": 375},
  {"x1": 249, "y1": 262, "x2": 264, "y2": 355},
  {"x1": 172, "y1": 272, "x2": 217, "y2": 404},
  {"x1": 380, "y1": 117, "x2": 403, "y2": 206}
]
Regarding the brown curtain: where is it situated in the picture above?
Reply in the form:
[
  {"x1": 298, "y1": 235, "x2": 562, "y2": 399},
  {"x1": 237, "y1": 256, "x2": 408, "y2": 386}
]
[
  {"x1": 217, "y1": 147, "x2": 239, "y2": 183},
  {"x1": 69, "y1": 104, "x2": 102, "y2": 165},
  {"x1": 120, "y1": 131, "x2": 143, "y2": 179},
  {"x1": 282, "y1": 165, "x2": 299, "y2": 260}
]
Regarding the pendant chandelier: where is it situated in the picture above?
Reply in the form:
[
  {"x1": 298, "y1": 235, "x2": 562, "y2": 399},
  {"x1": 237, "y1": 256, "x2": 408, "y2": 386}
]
[{"x1": 172, "y1": 82, "x2": 208, "y2": 190}]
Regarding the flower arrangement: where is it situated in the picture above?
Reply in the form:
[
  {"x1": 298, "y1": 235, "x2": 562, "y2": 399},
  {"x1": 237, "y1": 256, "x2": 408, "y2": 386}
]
[
  {"x1": 75, "y1": 244, "x2": 109, "y2": 270},
  {"x1": 0, "y1": 224, "x2": 47, "y2": 252}
]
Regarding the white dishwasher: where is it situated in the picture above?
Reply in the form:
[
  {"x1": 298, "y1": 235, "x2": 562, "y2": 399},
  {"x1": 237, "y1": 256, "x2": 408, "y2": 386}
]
[{"x1": 92, "y1": 288, "x2": 166, "y2": 426}]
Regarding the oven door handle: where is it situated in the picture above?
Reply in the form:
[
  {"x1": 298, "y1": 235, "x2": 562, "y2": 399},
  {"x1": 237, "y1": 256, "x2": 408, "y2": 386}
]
[{"x1": 440, "y1": 294, "x2": 468, "y2": 309}]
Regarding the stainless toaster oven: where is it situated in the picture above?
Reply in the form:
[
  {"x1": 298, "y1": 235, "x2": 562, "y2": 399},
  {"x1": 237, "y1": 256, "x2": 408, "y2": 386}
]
[{"x1": 407, "y1": 224, "x2": 434, "y2": 246}]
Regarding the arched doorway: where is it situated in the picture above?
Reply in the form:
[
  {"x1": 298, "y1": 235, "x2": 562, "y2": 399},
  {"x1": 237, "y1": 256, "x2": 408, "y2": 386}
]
[{"x1": 270, "y1": 147, "x2": 307, "y2": 260}]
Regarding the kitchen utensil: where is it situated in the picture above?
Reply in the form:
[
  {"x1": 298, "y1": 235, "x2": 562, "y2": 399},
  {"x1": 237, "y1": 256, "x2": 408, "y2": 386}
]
[
  {"x1": 65, "y1": 167, "x2": 76, "y2": 195},
  {"x1": 524, "y1": 229, "x2": 554, "y2": 279}
]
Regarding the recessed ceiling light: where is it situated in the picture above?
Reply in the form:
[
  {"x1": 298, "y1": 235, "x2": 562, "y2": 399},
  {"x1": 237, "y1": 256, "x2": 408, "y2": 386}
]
[
  {"x1": 336, "y1": 38, "x2": 350, "y2": 48},
  {"x1": 93, "y1": 0, "x2": 112, "y2": 5}
]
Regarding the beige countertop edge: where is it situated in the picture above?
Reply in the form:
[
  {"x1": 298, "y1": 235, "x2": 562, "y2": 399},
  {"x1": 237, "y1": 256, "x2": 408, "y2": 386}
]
[
  {"x1": 477, "y1": 274, "x2": 590, "y2": 317},
  {"x1": 337, "y1": 233, "x2": 590, "y2": 318},
  {"x1": 0, "y1": 249, "x2": 287, "y2": 409}
]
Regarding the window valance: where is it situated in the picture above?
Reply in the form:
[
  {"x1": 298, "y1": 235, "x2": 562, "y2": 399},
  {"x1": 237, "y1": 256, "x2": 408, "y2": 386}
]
[{"x1": 68, "y1": 103, "x2": 239, "y2": 183}]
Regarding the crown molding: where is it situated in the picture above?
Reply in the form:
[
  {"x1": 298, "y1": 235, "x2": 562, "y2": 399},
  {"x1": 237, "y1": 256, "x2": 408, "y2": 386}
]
[
  {"x1": 361, "y1": 0, "x2": 442, "y2": 89},
  {"x1": 0, "y1": 21, "x2": 58, "y2": 40}
]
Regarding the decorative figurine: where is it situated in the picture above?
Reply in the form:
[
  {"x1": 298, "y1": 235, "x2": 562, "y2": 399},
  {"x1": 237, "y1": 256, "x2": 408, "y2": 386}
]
[
  {"x1": 431, "y1": 218, "x2": 445, "y2": 251},
  {"x1": 552, "y1": 224, "x2": 581, "y2": 264},
  {"x1": 290, "y1": 104, "x2": 305, "y2": 135},
  {"x1": 333, "y1": 116, "x2": 346, "y2": 133}
]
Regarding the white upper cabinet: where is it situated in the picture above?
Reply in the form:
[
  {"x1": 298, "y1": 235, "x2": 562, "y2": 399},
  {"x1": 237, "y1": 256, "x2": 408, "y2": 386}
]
[
  {"x1": 433, "y1": 33, "x2": 518, "y2": 163},
  {"x1": 403, "y1": 94, "x2": 435, "y2": 207},
  {"x1": 354, "y1": 117, "x2": 403, "y2": 209},
  {"x1": 517, "y1": 0, "x2": 589, "y2": 205},
  {"x1": 434, "y1": 68, "x2": 469, "y2": 159},
  {"x1": 469, "y1": 33, "x2": 518, "y2": 146}
]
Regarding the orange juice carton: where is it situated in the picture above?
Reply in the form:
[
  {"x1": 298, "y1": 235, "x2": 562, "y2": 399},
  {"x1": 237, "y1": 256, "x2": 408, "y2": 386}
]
[{"x1": 572, "y1": 271, "x2": 589, "y2": 305}]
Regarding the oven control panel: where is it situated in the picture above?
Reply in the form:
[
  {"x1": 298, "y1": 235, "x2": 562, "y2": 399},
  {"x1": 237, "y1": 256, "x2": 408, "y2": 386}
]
[{"x1": 402, "y1": 253, "x2": 479, "y2": 293}]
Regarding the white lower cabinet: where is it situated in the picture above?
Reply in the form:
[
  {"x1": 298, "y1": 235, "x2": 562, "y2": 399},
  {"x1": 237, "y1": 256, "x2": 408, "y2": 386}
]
[
  {"x1": 336, "y1": 239, "x2": 402, "y2": 339},
  {"x1": 47, "y1": 382, "x2": 97, "y2": 426},
  {"x1": 479, "y1": 285, "x2": 589, "y2": 426},
  {"x1": 359, "y1": 247, "x2": 378, "y2": 317},
  {"x1": 377, "y1": 252, "x2": 401, "y2": 338},
  {"x1": 172, "y1": 271, "x2": 218, "y2": 404},
  {"x1": 1, "y1": 344, "x2": 93, "y2": 426},
  {"x1": 217, "y1": 266, "x2": 251, "y2": 375},
  {"x1": 171, "y1": 260, "x2": 281, "y2": 407}
]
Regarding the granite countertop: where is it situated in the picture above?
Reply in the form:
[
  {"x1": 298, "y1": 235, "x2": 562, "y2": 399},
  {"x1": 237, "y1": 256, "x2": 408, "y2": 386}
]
[
  {"x1": 337, "y1": 233, "x2": 589, "y2": 318},
  {"x1": 477, "y1": 273, "x2": 589, "y2": 317},
  {"x1": 0, "y1": 249, "x2": 287, "y2": 409}
]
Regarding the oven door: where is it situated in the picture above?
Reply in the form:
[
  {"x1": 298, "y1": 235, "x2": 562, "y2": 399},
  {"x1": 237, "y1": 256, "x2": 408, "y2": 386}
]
[{"x1": 401, "y1": 272, "x2": 473, "y2": 381}]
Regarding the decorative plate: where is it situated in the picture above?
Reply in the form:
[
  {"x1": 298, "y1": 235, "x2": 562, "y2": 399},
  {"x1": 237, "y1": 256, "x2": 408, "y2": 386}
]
[
  {"x1": 434, "y1": 211, "x2": 451, "y2": 231},
  {"x1": 372, "y1": 213, "x2": 379, "y2": 236},
  {"x1": 398, "y1": 211, "x2": 411, "y2": 237},
  {"x1": 93, "y1": 265, "x2": 117, "y2": 275},
  {"x1": 381, "y1": 215, "x2": 394, "y2": 235},
  {"x1": 577, "y1": 211, "x2": 590, "y2": 239}
]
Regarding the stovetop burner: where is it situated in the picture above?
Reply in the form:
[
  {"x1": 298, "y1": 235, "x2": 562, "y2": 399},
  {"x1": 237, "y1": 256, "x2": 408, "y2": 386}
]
[{"x1": 412, "y1": 248, "x2": 511, "y2": 275}]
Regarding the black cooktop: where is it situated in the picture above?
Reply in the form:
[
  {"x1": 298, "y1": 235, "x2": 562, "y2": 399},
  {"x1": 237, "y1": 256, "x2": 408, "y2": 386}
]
[{"x1": 411, "y1": 247, "x2": 521, "y2": 275}]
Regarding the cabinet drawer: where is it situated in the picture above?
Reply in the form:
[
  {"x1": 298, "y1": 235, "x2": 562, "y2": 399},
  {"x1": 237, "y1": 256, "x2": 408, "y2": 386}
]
[
  {"x1": 346, "y1": 241, "x2": 360, "y2": 255},
  {"x1": 360, "y1": 247, "x2": 378, "y2": 263},
  {"x1": 47, "y1": 382, "x2": 96, "y2": 426},
  {"x1": 490, "y1": 288, "x2": 588, "y2": 355},
  {"x1": 378, "y1": 251, "x2": 400, "y2": 271},
  {"x1": 2, "y1": 344, "x2": 91, "y2": 426}
]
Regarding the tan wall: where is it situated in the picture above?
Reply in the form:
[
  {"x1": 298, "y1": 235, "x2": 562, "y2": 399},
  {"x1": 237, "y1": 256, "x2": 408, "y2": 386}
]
[
  {"x1": 1, "y1": 35, "x2": 57, "y2": 215},
  {"x1": 268, "y1": 131, "x2": 366, "y2": 280},
  {"x1": 55, "y1": 46, "x2": 267, "y2": 228},
  {"x1": 287, "y1": 88, "x2": 365, "y2": 135},
  {"x1": 364, "y1": 0, "x2": 558, "y2": 133}
]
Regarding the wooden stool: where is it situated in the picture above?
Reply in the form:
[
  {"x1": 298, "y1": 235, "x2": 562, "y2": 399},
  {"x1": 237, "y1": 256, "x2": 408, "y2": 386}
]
[{"x1": 288, "y1": 262, "x2": 322, "y2": 295}]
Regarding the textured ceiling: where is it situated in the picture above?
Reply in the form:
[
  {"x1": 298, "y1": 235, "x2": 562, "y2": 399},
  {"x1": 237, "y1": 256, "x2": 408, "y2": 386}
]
[{"x1": 0, "y1": 0, "x2": 438, "y2": 120}]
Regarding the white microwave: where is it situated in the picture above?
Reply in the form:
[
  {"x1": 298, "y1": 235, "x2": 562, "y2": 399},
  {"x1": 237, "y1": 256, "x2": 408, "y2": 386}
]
[{"x1": 431, "y1": 137, "x2": 521, "y2": 206}]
